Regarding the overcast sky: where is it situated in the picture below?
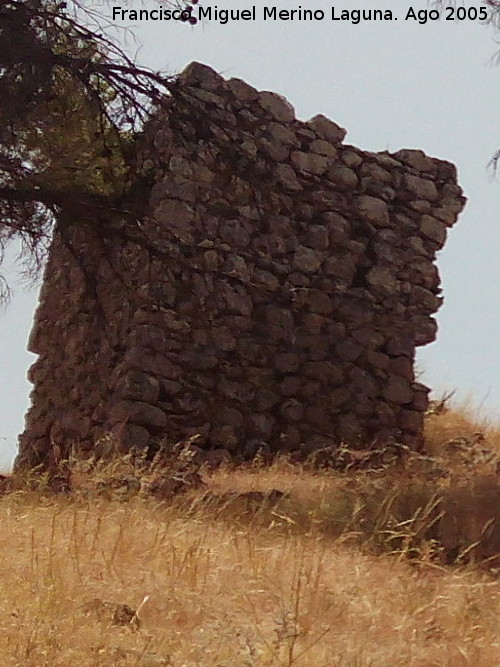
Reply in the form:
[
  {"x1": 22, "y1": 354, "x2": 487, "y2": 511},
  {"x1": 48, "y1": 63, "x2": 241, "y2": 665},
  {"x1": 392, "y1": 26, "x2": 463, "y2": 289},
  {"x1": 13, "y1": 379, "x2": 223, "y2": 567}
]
[{"x1": 1, "y1": 0, "x2": 500, "y2": 470}]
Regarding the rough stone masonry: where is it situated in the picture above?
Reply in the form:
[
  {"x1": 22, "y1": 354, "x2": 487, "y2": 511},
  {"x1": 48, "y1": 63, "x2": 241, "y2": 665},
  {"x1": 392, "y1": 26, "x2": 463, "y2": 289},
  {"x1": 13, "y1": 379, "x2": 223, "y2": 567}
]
[{"x1": 16, "y1": 62, "x2": 466, "y2": 469}]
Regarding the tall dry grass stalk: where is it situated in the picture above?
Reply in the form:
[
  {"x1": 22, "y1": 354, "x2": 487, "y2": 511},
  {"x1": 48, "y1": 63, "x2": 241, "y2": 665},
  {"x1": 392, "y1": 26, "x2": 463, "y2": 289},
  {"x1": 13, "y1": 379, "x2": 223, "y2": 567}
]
[
  {"x1": 1, "y1": 406, "x2": 500, "y2": 665},
  {"x1": 2, "y1": 489, "x2": 500, "y2": 667}
]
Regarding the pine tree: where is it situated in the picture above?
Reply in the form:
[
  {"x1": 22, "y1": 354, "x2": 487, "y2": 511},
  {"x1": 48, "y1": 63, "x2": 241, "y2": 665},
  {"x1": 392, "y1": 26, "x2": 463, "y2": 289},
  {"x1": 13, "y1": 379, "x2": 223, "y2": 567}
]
[{"x1": 0, "y1": 0, "x2": 190, "y2": 299}]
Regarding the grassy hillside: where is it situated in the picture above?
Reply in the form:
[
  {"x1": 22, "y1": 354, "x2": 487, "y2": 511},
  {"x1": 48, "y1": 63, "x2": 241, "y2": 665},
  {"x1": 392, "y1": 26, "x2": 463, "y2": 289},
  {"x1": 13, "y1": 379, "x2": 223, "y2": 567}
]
[{"x1": 2, "y1": 404, "x2": 500, "y2": 666}]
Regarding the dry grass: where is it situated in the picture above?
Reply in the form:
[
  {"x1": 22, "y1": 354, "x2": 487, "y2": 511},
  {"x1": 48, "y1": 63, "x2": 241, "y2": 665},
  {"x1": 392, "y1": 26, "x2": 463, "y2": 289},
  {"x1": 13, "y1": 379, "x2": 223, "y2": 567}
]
[
  {"x1": 2, "y1": 405, "x2": 500, "y2": 665},
  {"x1": 424, "y1": 401, "x2": 500, "y2": 458},
  {"x1": 3, "y1": 491, "x2": 500, "y2": 666}
]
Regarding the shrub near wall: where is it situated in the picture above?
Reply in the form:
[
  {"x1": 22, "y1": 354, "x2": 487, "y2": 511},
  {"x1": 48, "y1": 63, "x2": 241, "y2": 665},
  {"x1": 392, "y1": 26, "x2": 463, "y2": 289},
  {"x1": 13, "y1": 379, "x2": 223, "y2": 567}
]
[{"x1": 17, "y1": 62, "x2": 466, "y2": 468}]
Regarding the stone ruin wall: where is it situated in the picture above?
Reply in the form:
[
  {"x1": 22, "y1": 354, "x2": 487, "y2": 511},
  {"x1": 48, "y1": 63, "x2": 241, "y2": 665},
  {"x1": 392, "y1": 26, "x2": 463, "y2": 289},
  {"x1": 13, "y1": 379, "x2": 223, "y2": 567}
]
[{"x1": 16, "y1": 62, "x2": 466, "y2": 469}]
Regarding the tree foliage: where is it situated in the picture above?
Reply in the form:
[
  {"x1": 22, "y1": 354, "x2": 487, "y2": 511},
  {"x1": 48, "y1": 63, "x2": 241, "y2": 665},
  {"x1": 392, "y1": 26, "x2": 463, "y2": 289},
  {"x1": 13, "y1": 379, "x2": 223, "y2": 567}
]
[{"x1": 0, "y1": 0, "x2": 191, "y2": 300}]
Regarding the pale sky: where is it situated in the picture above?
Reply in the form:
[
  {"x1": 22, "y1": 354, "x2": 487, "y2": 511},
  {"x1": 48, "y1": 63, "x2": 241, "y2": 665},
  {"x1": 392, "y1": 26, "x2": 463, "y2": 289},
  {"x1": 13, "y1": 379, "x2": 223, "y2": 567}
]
[{"x1": 1, "y1": 0, "x2": 500, "y2": 470}]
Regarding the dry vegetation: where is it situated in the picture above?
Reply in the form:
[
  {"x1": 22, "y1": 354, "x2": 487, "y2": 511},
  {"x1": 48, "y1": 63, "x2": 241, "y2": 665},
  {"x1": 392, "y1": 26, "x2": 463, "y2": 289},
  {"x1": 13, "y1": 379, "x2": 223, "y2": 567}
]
[{"x1": 2, "y1": 403, "x2": 500, "y2": 666}]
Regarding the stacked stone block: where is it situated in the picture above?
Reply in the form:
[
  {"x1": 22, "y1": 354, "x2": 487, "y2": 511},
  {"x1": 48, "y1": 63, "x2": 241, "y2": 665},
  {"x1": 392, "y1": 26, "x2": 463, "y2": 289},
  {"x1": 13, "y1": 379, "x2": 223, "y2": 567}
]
[{"x1": 16, "y1": 62, "x2": 466, "y2": 468}]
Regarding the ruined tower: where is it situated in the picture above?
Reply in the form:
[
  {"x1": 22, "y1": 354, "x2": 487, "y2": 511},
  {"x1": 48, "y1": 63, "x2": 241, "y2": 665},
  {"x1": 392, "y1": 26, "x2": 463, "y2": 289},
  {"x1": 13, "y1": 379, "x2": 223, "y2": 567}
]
[{"x1": 17, "y1": 62, "x2": 466, "y2": 468}]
